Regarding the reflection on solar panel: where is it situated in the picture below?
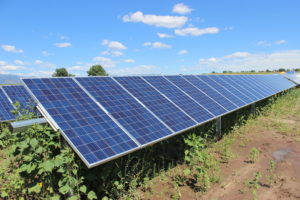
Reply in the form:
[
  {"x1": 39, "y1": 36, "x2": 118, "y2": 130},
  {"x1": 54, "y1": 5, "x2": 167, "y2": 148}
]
[
  {"x1": 165, "y1": 75, "x2": 228, "y2": 116},
  {"x1": 22, "y1": 78, "x2": 139, "y2": 167},
  {"x1": 284, "y1": 74, "x2": 300, "y2": 85},
  {"x1": 75, "y1": 77, "x2": 172, "y2": 145},
  {"x1": 2, "y1": 85, "x2": 38, "y2": 115},
  {"x1": 114, "y1": 76, "x2": 196, "y2": 132},
  {"x1": 0, "y1": 88, "x2": 16, "y2": 122},
  {"x1": 143, "y1": 76, "x2": 214, "y2": 123},
  {"x1": 22, "y1": 74, "x2": 296, "y2": 168},
  {"x1": 183, "y1": 75, "x2": 238, "y2": 111}
]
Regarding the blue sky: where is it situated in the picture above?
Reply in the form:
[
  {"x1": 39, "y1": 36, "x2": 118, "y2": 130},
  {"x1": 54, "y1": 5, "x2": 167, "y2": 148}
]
[{"x1": 0, "y1": 0, "x2": 299, "y2": 76}]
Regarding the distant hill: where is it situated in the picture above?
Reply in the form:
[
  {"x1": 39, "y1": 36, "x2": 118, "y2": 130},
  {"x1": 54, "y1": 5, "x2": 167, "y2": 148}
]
[{"x1": 0, "y1": 74, "x2": 22, "y2": 85}]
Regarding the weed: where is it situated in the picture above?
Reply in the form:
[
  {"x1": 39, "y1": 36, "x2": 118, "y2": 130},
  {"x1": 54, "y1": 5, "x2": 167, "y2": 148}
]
[
  {"x1": 248, "y1": 147, "x2": 260, "y2": 163},
  {"x1": 245, "y1": 171, "x2": 262, "y2": 200},
  {"x1": 267, "y1": 160, "x2": 277, "y2": 186}
]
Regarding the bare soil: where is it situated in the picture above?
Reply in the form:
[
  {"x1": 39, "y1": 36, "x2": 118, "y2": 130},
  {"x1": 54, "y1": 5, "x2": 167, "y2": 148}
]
[{"x1": 140, "y1": 117, "x2": 300, "y2": 200}]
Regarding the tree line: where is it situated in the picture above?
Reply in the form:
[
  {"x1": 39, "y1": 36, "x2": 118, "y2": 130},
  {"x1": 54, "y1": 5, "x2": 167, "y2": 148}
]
[
  {"x1": 211, "y1": 68, "x2": 300, "y2": 74},
  {"x1": 52, "y1": 65, "x2": 108, "y2": 77}
]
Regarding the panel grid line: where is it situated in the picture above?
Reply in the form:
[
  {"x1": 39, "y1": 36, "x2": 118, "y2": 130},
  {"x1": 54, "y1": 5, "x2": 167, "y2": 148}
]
[
  {"x1": 140, "y1": 76, "x2": 198, "y2": 124},
  {"x1": 73, "y1": 77, "x2": 142, "y2": 147}
]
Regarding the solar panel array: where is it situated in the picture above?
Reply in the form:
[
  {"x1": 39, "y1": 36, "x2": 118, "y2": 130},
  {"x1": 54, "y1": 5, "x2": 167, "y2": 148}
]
[
  {"x1": 22, "y1": 74, "x2": 296, "y2": 168},
  {"x1": 0, "y1": 85, "x2": 38, "y2": 122}
]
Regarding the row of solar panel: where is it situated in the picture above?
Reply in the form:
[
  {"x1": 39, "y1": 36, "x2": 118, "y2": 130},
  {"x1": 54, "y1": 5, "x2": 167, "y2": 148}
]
[
  {"x1": 284, "y1": 74, "x2": 300, "y2": 85},
  {"x1": 0, "y1": 85, "x2": 39, "y2": 122},
  {"x1": 22, "y1": 75, "x2": 296, "y2": 168}
]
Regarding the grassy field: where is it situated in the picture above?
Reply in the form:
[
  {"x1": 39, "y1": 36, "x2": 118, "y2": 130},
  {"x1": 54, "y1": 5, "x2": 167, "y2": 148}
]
[{"x1": 0, "y1": 88, "x2": 299, "y2": 199}]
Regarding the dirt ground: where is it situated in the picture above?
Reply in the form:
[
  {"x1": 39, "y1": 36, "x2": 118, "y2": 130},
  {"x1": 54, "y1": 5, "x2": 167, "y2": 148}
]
[{"x1": 201, "y1": 125, "x2": 300, "y2": 200}]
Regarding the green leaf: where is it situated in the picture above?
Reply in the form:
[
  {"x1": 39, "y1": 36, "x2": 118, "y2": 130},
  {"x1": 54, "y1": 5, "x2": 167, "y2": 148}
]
[
  {"x1": 1, "y1": 191, "x2": 8, "y2": 197},
  {"x1": 79, "y1": 185, "x2": 87, "y2": 193},
  {"x1": 184, "y1": 169, "x2": 191, "y2": 176},
  {"x1": 87, "y1": 191, "x2": 97, "y2": 200},
  {"x1": 68, "y1": 196, "x2": 79, "y2": 200},
  {"x1": 58, "y1": 184, "x2": 71, "y2": 195},
  {"x1": 28, "y1": 183, "x2": 41, "y2": 194},
  {"x1": 101, "y1": 197, "x2": 109, "y2": 200},
  {"x1": 30, "y1": 138, "x2": 38, "y2": 148},
  {"x1": 50, "y1": 195, "x2": 61, "y2": 200}
]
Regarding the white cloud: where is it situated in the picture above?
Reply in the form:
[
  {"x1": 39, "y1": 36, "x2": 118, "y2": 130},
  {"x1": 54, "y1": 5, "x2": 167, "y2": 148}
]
[
  {"x1": 14, "y1": 60, "x2": 27, "y2": 65},
  {"x1": 143, "y1": 42, "x2": 171, "y2": 48},
  {"x1": 195, "y1": 50, "x2": 300, "y2": 72},
  {"x1": 1, "y1": 45, "x2": 23, "y2": 53},
  {"x1": 157, "y1": 33, "x2": 173, "y2": 38},
  {"x1": 42, "y1": 50, "x2": 50, "y2": 56},
  {"x1": 68, "y1": 65, "x2": 86, "y2": 71},
  {"x1": 224, "y1": 26, "x2": 234, "y2": 31},
  {"x1": 109, "y1": 65, "x2": 157, "y2": 75},
  {"x1": 101, "y1": 50, "x2": 124, "y2": 56},
  {"x1": 178, "y1": 49, "x2": 188, "y2": 55},
  {"x1": 257, "y1": 40, "x2": 286, "y2": 46},
  {"x1": 124, "y1": 59, "x2": 135, "y2": 63},
  {"x1": 172, "y1": 3, "x2": 193, "y2": 15},
  {"x1": 34, "y1": 60, "x2": 56, "y2": 68},
  {"x1": 275, "y1": 40, "x2": 286, "y2": 45},
  {"x1": 0, "y1": 61, "x2": 7, "y2": 65},
  {"x1": 27, "y1": 70, "x2": 53, "y2": 77},
  {"x1": 175, "y1": 27, "x2": 220, "y2": 36},
  {"x1": 256, "y1": 41, "x2": 272, "y2": 46},
  {"x1": 123, "y1": 11, "x2": 188, "y2": 28},
  {"x1": 0, "y1": 65, "x2": 23, "y2": 71},
  {"x1": 54, "y1": 42, "x2": 72, "y2": 48},
  {"x1": 93, "y1": 56, "x2": 117, "y2": 68},
  {"x1": 102, "y1": 40, "x2": 127, "y2": 50}
]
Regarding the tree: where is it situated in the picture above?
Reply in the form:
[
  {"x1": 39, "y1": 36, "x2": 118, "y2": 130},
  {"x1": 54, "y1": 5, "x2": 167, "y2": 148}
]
[
  {"x1": 52, "y1": 68, "x2": 74, "y2": 77},
  {"x1": 278, "y1": 68, "x2": 286, "y2": 72},
  {"x1": 87, "y1": 65, "x2": 108, "y2": 76}
]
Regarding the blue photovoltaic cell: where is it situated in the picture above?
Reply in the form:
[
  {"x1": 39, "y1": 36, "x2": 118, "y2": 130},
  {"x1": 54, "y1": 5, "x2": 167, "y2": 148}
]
[
  {"x1": 183, "y1": 75, "x2": 238, "y2": 111},
  {"x1": 269, "y1": 75, "x2": 296, "y2": 90},
  {"x1": 249, "y1": 75, "x2": 280, "y2": 95},
  {"x1": 238, "y1": 75, "x2": 273, "y2": 97},
  {"x1": 284, "y1": 74, "x2": 300, "y2": 85},
  {"x1": 143, "y1": 76, "x2": 214, "y2": 123},
  {"x1": 114, "y1": 76, "x2": 196, "y2": 132},
  {"x1": 22, "y1": 78, "x2": 138, "y2": 167},
  {"x1": 246, "y1": 75, "x2": 278, "y2": 94},
  {"x1": 207, "y1": 75, "x2": 253, "y2": 105},
  {"x1": 217, "y1": 75, "x2": 260, "y2": 101},
  {"x1": 2, "y1": 85, "x2": 39, "y2": 115},
  {"x1": 198, "y1": 75, "x2": 246, "y2": 107},
  {"x1": 76, "y1": 77, "x2": 172, "y2": 145},
  {"x1": 165, "y1": 76, "x2": 227, "y2": 116},
  {"x1": 0, "y1": 88, "x2": 16, "y2": 121}
]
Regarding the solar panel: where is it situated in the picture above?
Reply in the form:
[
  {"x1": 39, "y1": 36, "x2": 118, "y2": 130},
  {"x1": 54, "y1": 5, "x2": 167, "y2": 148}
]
[
  {"x1": 182, "y1": 75, "x2": 238, "y2": 112},
  {"x1": 2, "y1": 85, "x2": 38, "y2": 115},
  {"x1": 75, "y1": 77, "x2": 173, "y2": 145},
  {"x1": 217, "y1": 75, "x2": 260, "y2": 101},
  {"x1": 245, "y1": 75, "x2": 279, "y2": 94},
  {"x1": 0, "y1": 88, "x2": 16, "y2": 122},
  {"x1": 197, "y1": 75, "x2": 246, "y2": 107},
  {"x1": 238, "y1": 75, "x2": 273, "y2": 97},
  {"x1": 114, "y1": 76, "x2": 197, "y2": 132},
  {"x1": 22, "y1": 74, "x2": 296, "y2": 168},
  {"x1": 22, "y1": 78, "x2": 139, "y2": 168},
  {"x1": 207, "y1": 75, "x2": 253, "y2": 104},
  {"x1": 164, "y1": 76, "x2": 227, "y2": 116},
  {"x1": 142, "y1": 76, "x2": 214, "y2": 123}
]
